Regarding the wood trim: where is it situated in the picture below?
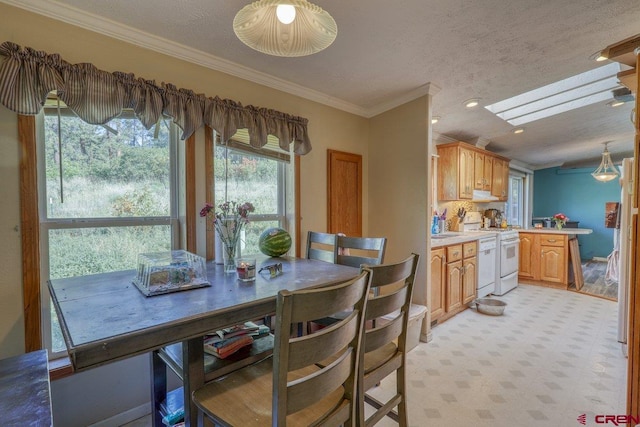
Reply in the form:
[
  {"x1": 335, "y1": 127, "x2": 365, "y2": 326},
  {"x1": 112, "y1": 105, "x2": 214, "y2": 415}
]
[
  {"x1": 295, "y1": 154, "x2": 301, "y2": 257},
  {"x1": 48, "y1": 356, "x2": 73, "y2": 381},
  {"x1": 205, "y1": 127, "x2": 214, "y2": 261},
  {"x1": 185, "y1": 133, "x2": 196, "y2": 253},
  {"x1": 18, "y1": 115, "x2": 42, "y2": 353}
]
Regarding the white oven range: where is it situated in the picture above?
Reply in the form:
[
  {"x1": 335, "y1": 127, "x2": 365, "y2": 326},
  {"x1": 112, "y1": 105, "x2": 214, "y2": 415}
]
[{"x1": 484, "y1": 229, "x2": 520, "y2": 295}]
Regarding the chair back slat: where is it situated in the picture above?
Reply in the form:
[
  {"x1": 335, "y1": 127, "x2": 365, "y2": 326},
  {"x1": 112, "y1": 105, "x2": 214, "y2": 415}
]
[
  {"x1": 287, "y1": 347, "x2": 353, "y2": 414},
  {"x1": 288, "y1": 312, "x2": 358, "y2": 370},
  {"x1": 306, "y1": 231, "x2": 338, "y2": 263},
  {"x1": 337, "y1": 236, "x2": 386, "y2": 268},
  {"x1": 288, "y1": 279, "x2": 366, "y2": 323},
  {"x1": 365, "y1": 313, "x2": 404, "y2": 353},
  {"x1": 366, "y1": 287, "x2": 408, "y2": 321}
]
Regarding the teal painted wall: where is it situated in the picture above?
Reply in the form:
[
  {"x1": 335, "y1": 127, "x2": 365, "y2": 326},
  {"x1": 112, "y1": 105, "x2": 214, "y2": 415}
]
[{"x1": 533, "y1": 167, "x2": 620, "y2": 260}]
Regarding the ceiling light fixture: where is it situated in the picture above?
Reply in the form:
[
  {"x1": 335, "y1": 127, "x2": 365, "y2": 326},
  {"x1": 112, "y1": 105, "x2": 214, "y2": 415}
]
[
  {"x1": 608, "y1": 100, "x2": 625, "y2": 107},
  {"x1": 233, "y1": 0, "x2": 338, "y2": 57},
  {"x1": 513, "y1": 128, "x2": 524, "y2": 134},
  {"x1": 431, "y1": 116, "x2": 440, "y2": 124},
  {"x1": 485, "y1": 63, "x2": 622, "y2": 126},
  {"x1": 592, "y1": 142, "x2": 620, "y2": 182},
  {"x1": 464, "y1": 98, "x2": 480, "y2": 108}
]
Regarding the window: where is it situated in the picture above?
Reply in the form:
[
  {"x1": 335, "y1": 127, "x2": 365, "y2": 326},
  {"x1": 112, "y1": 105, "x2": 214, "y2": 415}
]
[
  {"x1": 506, "y1": 174, "x2": 524, "y2": 227},
  {"x1": 40, "y1": 102, "x2": 178, "y2": 356},
  {"x1": 213, "y1": 132, "x2": 290, "y2": 256}
]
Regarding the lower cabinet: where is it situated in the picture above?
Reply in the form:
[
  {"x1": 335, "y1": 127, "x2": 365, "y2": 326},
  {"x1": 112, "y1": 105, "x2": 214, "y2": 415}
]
[
  {"x1": 519, "y1": 232, "x2": 570, "y2": 288},
  {"x1": 431, "y1": 241, "x2": 477, "y2": 324}
]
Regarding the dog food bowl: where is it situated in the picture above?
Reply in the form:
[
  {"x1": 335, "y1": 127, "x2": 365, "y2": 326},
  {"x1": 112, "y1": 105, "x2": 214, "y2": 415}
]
[{"x1": 475, "y1": 298, "x2": 507, "y2": 316}]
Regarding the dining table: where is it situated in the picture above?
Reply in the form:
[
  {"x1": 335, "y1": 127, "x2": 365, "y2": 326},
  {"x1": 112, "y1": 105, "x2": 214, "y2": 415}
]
[{"x1": 48, "y1": 255, "x2": 360, "y2": 427}]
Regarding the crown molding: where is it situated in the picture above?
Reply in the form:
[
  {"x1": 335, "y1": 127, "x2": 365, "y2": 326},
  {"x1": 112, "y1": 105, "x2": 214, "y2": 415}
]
[
  {"x1": 1, "y1": 0, "x2": 437, "y2": 119},
  {"x1": 366, "y1": 83, "x2": 442, "y2": 118}
]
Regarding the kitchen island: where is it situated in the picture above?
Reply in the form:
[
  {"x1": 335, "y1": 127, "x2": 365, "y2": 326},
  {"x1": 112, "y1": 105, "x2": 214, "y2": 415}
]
[{"x1": 518, "y1": 227, "x2": 593, "y2": 290}]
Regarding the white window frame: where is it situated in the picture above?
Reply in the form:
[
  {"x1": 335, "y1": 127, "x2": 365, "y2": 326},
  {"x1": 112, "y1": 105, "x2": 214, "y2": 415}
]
[{"x1": 37, "y1": 108, "x2": 180, "y2": 357}]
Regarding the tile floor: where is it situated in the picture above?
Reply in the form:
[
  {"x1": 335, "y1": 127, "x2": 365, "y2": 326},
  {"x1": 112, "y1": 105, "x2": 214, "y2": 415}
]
[
  {"x1": 369, "y1": 283, "x2": 627, "y2": 427},
  {"x1": 123, "y1": 283, "x2": 627, "y2": 427}
]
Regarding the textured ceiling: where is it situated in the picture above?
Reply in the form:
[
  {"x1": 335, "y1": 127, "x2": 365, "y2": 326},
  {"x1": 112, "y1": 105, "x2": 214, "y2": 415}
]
[{"x1": 4, "y1": 0, "x2": 639, "y2": 169}]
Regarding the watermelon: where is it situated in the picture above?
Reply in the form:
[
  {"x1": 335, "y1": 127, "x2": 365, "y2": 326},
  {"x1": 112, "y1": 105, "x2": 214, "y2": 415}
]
[{"x1": 259, "y1": 228, "x2": 292, "y2": 257}]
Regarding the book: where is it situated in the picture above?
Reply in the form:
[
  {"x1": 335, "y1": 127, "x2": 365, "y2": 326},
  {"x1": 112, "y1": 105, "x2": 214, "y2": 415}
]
[{"x1": 204, "y1": 334, "x2": 254, "y2": 359}]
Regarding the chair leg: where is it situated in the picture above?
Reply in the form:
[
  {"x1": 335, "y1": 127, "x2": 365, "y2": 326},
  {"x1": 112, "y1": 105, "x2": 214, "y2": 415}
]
[{"x1": 396, "y1": 365, "x2": 408, "y2": 427}]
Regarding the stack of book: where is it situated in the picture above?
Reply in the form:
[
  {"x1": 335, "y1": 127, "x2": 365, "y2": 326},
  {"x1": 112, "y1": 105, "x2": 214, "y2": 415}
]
[{"x1": 204, "y1": 321, "x2": 270, "y2": 359}]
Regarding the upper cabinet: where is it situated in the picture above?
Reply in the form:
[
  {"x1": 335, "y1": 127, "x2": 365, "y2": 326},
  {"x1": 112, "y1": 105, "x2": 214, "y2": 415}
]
[{"x1": 437, "y1": 141, "x2": 510, "y2": 201}]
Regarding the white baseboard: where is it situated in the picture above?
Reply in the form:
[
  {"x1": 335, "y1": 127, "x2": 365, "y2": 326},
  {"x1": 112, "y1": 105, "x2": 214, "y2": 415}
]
[
  {"x1": 592, "y1": 256, "x2": 608, "y2": 262},
  {"x1": 88, "y1": 402, "x2": 150, "y2": 427}
]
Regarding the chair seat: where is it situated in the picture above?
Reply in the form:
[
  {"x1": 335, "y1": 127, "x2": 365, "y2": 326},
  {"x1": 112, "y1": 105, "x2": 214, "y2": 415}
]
[
  {"x1": 364, "y1": 342, "x2": 397, "y2": 375},
  {"x1": 192, "y1": 357, "x2": 349, "y2": 427}
]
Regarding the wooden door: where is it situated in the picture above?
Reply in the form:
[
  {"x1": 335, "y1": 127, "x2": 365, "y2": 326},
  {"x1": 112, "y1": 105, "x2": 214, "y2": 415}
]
[
  {"x1": 518, "y1": 233, "x2": 535, "y2": 279},
  {"x1": 430, "y1": 248, "x2": 446, "y2": 321},
  {"x1": 462, "y1": 257, "x2": 477, "y2": 305},
  {"x1": 446, "y1": 260, "x2": 463, "y2": 313},
  {"x1": 327, "y1": 150, "x2": 362, "y2": 236},
  {"x1": 540, "y1": 246, "x2": 565, "y2": 283}
]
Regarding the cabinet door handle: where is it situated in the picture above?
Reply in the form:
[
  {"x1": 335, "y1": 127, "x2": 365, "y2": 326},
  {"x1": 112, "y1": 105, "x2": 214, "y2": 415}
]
[{"x1": 452, "y1": 251, "x2": 460, "y2": 256}]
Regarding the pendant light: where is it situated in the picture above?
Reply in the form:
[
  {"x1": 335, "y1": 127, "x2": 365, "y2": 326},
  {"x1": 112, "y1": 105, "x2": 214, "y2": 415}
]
[
  {"x1": 591, "y1": 142, "x2": 620, "y2": 182},
  {"x1": 233, "y1": 0, "x2": 337, "y2": 57}
]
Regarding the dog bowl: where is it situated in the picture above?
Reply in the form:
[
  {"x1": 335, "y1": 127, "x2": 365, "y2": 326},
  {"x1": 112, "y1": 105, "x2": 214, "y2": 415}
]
[{"x1": 475, "y1": 298, "x2": 507, "y2": 316}]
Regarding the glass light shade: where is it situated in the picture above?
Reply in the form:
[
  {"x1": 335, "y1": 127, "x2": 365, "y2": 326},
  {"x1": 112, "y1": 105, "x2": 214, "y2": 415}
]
[
  {"x1": 276, "y1": 4, "x2": 296, "y2": 24},
  {"x1": 591, "y1": 145, "x2": 620, "y2": 182},
  {"x1": 233, "y1": 0, "x2": 337, "y2": 57}
]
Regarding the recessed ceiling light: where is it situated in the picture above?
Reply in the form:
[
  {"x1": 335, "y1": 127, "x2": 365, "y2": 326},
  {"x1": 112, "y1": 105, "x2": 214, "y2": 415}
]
[
  {"x1": 431, "y1": 116, "x2": 440, "y2": 124},
  {"x1": 596, "y1": 54, "x2": 608, "y2": 62},
  {"x1": 464, "y1": 98, "x2": 480, "y2": 108},
  {"x1": 485, "y1": 63, "x2": 621, "y2": 126},
  {"x1": 513, "y1": 128, "x2": 524, "y2": 134},
  {"x1": 608, "y1": 100, "x2": 625, "y2": 107}
]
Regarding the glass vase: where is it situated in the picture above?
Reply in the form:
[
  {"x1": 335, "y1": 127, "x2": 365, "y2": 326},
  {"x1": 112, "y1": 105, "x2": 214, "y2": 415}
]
[
  {"x1": 555, "y1": 221, "x2": 563, "y2": 230},
  {"x1": 222, "y1": 244, "x2": 237, "y2": 274}
]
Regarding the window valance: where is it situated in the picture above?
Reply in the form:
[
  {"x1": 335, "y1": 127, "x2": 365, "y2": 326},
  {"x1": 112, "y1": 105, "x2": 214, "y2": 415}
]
[{"x1": 0, "y1": 41, "x2": 312, "y2": 155}]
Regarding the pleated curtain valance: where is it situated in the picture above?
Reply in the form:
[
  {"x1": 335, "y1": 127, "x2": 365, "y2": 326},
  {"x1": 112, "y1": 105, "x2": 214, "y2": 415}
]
[{"x1": 0, "y1": 41, "x2": 312, "y2": 155}]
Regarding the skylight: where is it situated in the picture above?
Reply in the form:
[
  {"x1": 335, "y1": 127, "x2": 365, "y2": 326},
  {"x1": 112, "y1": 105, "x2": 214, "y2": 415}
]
[{"x1": 485, "y1": 63, "x2": 622, "y2": 126}]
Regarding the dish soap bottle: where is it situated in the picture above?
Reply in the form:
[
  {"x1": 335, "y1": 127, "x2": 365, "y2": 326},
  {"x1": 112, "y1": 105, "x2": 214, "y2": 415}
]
[
  {"x1": 501, "y1": 218, "x2": 508, "y2": 228},
  {"x1": 432, "y1": 216, "x2": 439, "y2": 234}
]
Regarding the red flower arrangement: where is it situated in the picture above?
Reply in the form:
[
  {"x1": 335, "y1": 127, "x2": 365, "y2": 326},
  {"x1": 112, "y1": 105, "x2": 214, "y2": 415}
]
[{"x1": 552, "y1": 213, "x2": 568, "y2": 229}]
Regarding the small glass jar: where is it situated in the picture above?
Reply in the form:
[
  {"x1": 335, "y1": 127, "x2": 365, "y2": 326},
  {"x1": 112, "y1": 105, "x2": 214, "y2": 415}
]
[{"x1": 235, "y1": 258, "x2": 256, "y2": 282}]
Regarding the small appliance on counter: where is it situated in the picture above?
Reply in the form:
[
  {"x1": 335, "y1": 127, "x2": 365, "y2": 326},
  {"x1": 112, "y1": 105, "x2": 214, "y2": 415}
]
[{"x1": 484, "y1": 209, "x2": 501, "y2": 228}]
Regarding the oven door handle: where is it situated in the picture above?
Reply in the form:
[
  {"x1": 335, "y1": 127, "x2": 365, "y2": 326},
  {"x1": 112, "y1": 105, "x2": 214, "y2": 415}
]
[{"x1": 500, "y1": 238, "x2": 520, "y2": 246}]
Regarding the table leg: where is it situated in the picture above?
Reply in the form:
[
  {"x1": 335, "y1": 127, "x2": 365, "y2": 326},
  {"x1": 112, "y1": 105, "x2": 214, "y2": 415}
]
[
  {"x1": 150, "y1": 351, "x2": 167, "y2": 427},
  {"x1": 183, "y1": 337, "x2": 205, "y2": 427}
]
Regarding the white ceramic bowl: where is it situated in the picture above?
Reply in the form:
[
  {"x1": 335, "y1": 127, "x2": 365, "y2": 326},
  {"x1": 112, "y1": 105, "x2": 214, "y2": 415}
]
[{"x1": 475, "y1": 298, "x2": 507, "y2": 316}]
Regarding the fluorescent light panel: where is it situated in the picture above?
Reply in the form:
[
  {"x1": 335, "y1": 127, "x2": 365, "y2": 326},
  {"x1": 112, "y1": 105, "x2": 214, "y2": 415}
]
[{"x1": 485, "y1": 63, "x2": 621, "y2": 125}]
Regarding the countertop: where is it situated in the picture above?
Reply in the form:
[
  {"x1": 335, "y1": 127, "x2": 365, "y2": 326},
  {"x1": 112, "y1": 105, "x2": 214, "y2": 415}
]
[
  {"x1": 430, "y1": 231, "x2": 497, "y2": 248},
  {"x1": 518, "y1": 227, "x2": 593, "y2": 235}
]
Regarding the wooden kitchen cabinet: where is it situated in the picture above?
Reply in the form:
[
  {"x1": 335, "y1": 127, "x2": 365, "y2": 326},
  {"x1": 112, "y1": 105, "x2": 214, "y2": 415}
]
[
  {"x1": 474, "y1": 152, "x2": 492, "y2": 191},
  {"x1": 437, "y1": 141, "x2": 510, "y2": 201},
  {"x1": 430, "y1": 240, "x2": 477, "y2": 324},
  {"x1": 491, "y1": 157, "x2": 510, "y2": 201},
  {"x1": 430, "y1": 248, "x2": 446, "y2": 321},
  {"x1": 462, "y1": 242, "x2": 477, "y2": 305},
  {"x1": 518, "y1": 232, "x2": 570, "y2": 288}
]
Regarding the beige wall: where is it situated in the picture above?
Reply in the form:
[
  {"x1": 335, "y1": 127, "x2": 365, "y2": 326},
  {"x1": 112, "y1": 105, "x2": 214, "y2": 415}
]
[
  {"x1": 0, "y1": 3, "x2": 371, "y2": 357},
  {"x1": 368, "y1": 95, "x2": 432, "y2": 311}
]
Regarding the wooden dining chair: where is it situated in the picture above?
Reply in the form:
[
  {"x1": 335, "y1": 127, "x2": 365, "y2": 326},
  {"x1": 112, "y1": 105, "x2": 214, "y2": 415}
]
[
  {"x1": 336, "y1": 235, "x2": 387, "y2": 269},
  {"x1": 306, "y1": 231, "x2": 338, "y2": 263},
  {"x1": 191, "y1": 270, "x2": 372, "y2": 427},
  {"x1": 358, "y1": 253, "x2": 419, "y2": 427}
]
